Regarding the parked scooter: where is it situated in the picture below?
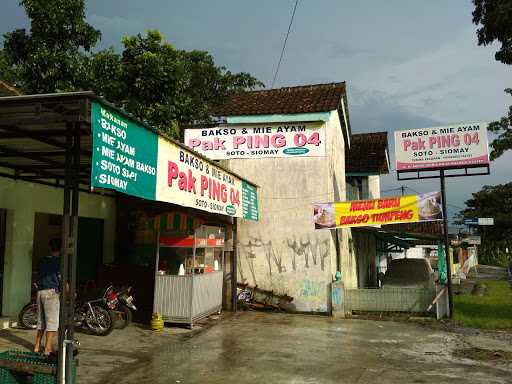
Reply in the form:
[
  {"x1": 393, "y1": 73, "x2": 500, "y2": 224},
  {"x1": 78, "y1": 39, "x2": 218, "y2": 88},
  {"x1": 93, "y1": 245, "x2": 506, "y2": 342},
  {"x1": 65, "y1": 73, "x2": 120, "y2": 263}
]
[
  {"x1": 18, "y1": 285, "x2": 116, "y2": 336},
  {"x1": 18, "y1": 283, "x2": 38, "y2": 329},
  {"x1": 104, "y1": 285, "x2": 136, "y2": 329}
]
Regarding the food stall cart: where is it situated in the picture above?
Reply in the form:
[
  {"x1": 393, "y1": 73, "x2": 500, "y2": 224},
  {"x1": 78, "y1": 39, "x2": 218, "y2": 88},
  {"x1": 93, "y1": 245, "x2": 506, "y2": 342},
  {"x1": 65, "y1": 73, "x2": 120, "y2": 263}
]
[{"x1": 153, "y1": 225, "x2": 225, "y2": 327}]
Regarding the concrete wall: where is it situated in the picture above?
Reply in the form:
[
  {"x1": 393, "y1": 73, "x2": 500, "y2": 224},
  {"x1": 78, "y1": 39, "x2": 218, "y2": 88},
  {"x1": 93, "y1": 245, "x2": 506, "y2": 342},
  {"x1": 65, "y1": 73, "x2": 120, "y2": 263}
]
[
  {"x1": 225, "y1": 111, "x2": 347, "y2": 312},
  {"x1": 0, "y1": 175, "x2": 116, "y2": 316},
  {"x1": 352, "y1": 176, "x2": 381, "y2": 288},
  {"x1": 352, "y1": 230, "x2": 377, "y2": 288},
  {"x1": 367, "y1": 176, "x2": 381, "y2": 199},
  {"x1": 395, "y1": 247, "x2": 427, "y2": 260},
  {"x1": 360, "y1": 175, "x2": 381, "y2": 200}
]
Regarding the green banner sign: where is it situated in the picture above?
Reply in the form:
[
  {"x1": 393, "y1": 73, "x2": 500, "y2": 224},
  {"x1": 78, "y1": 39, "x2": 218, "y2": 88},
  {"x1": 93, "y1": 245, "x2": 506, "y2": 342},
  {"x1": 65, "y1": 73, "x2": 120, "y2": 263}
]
[
  {"x1": 91, "y1": 101, "x2": 158, "y2": 200},
  {"x1": 90, "y1": 100, "x2": 259, "y2": 221},
  {"x1": 242, "y1": 181, "x2": 259, "y2": 221}
]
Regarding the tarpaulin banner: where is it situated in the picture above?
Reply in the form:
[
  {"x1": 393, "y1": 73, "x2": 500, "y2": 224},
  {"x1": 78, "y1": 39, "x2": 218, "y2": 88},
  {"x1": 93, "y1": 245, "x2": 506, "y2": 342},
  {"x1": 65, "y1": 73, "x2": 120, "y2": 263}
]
[
  {"x1": 184, "y1": 123, "x2": 325, "y2": 160},
  {"x1": 394, "y1": 123, "x2": 490, "y2": 171},
  {"x1": 90, "y1": 100, "x2": 259, "y2": 220},
  {"x1": 313, "y1": 192, "x2": 443, "y2": 229}
]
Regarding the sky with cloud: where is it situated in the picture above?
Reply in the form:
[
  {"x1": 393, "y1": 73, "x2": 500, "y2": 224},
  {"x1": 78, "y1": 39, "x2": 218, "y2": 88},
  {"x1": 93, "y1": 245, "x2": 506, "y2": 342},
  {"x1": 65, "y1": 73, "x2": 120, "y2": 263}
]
[{"x1": 1, "y1": 0, "x2": 511, "y2": 224}]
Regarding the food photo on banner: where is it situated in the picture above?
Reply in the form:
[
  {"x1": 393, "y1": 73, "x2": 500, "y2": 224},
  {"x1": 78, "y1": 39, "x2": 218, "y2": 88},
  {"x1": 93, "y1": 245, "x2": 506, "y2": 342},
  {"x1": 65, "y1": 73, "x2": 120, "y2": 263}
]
[
  {"x1": 313, "y1": 192, "x2": 443, "y2": 229},
  {"x1": 313, "y1": 203, "x2": 336, "y2": 229}
]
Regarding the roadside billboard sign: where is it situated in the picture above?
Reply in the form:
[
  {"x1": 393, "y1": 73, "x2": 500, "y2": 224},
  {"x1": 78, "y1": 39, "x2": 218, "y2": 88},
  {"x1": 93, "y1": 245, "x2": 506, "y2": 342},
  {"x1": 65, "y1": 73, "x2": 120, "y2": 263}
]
[
  {"x1": 90, "y1": 101, "x2": 259, "y2": 220},
  {"x1": 462, "y1": 235, "x2": 481, "y2": 245},
  {"x1": 394, "y1": 123, "x2": 489, "y2": 171},
  {"x1": 184, "y1": 123, "x2": 325, "y2": 160},
  {"x1": 313, "y1": 192, "x2": 443, "y2": 229},
  {"x1": 464, "y1": 217, "x2": 494, "y2": 226}
]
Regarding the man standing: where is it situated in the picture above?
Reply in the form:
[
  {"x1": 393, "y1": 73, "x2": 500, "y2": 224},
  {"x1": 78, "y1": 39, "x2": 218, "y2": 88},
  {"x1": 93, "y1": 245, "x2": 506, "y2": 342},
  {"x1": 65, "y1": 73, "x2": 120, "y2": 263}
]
[{"x1": 34, "y1": 238, "x2": 61, "y2": 355}]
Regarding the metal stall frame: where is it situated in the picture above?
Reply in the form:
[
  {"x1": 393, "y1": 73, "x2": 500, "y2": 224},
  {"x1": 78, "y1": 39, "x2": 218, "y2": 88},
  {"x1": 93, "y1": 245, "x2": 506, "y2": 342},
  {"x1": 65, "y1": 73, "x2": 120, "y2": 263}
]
[
  {"x1": 153, "y1": 224, "x2": 226, "y2": 328},
  {"x1": 0, "y1": 93, "x2": 98, "y2": 384}
]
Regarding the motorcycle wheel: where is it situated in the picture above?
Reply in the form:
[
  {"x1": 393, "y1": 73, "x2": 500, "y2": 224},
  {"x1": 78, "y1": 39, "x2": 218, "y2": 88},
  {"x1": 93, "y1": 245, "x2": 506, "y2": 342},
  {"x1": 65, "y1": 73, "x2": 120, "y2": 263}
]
[
  {"x1": 114, "y1": 305, "x2": 133, "y2": 329},
  {"x1": 18, "y1": 303, "x2": 38, "y2": 329},
  {"x1": 84, "y1": 305, "x2": 115, "y2": 336}
]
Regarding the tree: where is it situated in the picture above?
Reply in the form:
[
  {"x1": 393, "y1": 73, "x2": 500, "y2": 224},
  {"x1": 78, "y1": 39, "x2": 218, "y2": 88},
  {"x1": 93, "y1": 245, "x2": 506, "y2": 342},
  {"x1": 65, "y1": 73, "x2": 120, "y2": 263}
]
[
  {"x1": 473, "y1": 0, "x2": 512, "y2": 160},
  {"x1": 457, "y1": 182, "x2": 512, "y2": 266},
  {"x1": 1, "y1": 2, "x2": 262, "y2": 138},
  {"x1": 90, "y1": 30, "x2": 263, "y2": 137},
  {"x1": 1, "y1": 0, "x2": 100, "y2": 93}
]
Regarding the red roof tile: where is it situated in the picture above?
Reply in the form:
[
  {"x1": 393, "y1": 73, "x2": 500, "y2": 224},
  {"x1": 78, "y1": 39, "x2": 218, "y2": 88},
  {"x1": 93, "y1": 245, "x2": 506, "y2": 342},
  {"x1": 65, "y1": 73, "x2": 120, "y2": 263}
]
[
  {"x1": 384, "y1": 221, "x2": 443, "y2": 237},
  {"x1": 216, "y1": 82, "x2": 346, "y2": 116},
  {"x1": 346, "y1": 132, "x2": 389, "y2": 174}
]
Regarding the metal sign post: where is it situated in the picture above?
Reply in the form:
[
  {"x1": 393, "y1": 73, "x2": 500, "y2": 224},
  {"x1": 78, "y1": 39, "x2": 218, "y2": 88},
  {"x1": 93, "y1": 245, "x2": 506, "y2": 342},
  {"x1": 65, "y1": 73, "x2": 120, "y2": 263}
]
[
  {"x1": 58, "y1": 123, "x2": 80, "y2": 384},
  {"x1": 439, "y1": 170, "x2": 453, "y2": 317},
  {"x1": 397, "y1": 164, "x2": 490, "y2": 318}
]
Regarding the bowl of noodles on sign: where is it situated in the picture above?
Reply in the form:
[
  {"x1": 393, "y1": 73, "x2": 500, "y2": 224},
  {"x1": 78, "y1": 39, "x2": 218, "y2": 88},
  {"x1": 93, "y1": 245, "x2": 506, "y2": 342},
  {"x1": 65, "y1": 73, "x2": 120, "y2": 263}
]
[
  {"x1": 418, "y1": 192, "x2": 443, "y2": 221},
  {"x1": 313, "y1": 203, "x2": 335, "y2": 229}
]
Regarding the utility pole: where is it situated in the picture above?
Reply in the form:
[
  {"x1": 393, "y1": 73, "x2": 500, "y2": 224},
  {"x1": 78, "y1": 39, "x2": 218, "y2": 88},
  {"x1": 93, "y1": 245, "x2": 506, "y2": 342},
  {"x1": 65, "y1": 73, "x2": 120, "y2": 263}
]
[{"x1": 440, "y1": 170, "x2": 454, "y2": 318}]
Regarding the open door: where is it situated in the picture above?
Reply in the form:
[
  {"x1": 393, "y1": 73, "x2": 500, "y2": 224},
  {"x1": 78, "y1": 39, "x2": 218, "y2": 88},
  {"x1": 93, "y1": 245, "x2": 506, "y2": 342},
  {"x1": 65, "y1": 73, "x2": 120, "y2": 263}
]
[
  {"x1": 77, "y1": 217, "x2": 104, "y2": 286},
  {"x1": 32, "y1": 214, "x2": 104, "y2": 289}
]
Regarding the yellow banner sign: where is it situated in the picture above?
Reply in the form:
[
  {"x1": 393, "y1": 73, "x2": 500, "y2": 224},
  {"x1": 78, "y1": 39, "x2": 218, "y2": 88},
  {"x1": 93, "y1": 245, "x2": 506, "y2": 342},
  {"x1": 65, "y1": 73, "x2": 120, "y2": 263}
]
[{"x1": 313, "y1": 192, "x2": 443, "y2": 229}]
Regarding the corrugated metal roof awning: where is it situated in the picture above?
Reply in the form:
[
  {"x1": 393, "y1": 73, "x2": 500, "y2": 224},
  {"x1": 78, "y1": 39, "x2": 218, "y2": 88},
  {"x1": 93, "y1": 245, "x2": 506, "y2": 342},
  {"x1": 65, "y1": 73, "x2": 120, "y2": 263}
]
[
  {"x1": 0, "y1": 92, "x2": 94, "y2": 187},
  {"x1": 0, "y1": 92, "x2": 257, "y2": 190}
]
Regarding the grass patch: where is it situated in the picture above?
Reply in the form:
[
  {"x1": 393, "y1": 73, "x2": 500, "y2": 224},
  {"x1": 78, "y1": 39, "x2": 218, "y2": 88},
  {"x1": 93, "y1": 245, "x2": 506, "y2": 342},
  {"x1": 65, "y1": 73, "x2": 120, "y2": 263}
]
[
  {"x1": 453, "y1": 347, "x2": 512, "y2": 361},
  {"x1": 454, "y1": 280, "x2": 512, "y2": 330}
]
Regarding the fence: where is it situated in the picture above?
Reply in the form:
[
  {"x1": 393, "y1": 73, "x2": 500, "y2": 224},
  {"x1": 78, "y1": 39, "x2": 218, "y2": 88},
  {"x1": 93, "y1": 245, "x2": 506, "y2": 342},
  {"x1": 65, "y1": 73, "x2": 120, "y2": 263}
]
[{"x1": 343, "y1": 287, "x2": 436, "y2": 313}]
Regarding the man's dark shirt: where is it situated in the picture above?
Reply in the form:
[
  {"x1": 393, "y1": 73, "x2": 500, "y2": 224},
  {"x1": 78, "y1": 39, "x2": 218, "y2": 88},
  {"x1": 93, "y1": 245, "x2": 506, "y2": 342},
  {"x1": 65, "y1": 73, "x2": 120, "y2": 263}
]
[{"x1": 37, "y1": 256, "x2": 60, "y2": 291}]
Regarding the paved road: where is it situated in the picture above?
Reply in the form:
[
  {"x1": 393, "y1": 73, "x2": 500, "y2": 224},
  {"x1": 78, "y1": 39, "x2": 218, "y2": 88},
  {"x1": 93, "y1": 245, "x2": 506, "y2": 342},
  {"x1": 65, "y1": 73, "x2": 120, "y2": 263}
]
[
  {"x1": 109, "y1": 312, "x2": 511, "y2": 384},
  {"x1": 1, "y1": 312, "x2": 511, "y2": 383}
]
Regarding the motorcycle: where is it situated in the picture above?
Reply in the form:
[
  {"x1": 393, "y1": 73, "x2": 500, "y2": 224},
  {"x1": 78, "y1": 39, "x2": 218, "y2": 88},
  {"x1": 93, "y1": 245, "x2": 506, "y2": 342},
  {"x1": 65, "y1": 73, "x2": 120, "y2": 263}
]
[
  {"x1": 104, "y1": 285, "x2": 136, "y2": 329},
  {"x1": 18, "y1": 285, "x2": 116, "y2": 336}
]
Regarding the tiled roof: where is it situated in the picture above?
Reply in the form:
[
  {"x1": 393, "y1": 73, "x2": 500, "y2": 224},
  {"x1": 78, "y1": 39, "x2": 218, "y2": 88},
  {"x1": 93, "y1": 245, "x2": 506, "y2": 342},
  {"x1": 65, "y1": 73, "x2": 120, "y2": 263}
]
[
  {"x1": 216, "y1": 82, "x2": 346, "y2": 116},
  {"x1": 0, "y1": 80, "x2": 23, "y2": 97},
  {"x1": 384, "y1": 222, "x2": 443, "y2": 237},
  {"x1": 346, "y1": 132, "x2": 389, "y2": 174}
]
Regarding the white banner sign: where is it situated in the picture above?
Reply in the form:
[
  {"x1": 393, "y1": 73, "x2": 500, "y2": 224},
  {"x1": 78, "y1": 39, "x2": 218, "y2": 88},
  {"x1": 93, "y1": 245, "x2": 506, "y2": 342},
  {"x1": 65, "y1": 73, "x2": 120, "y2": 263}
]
[
  {"x1": 155, "y1": 137, "x2": 244, "y2": 217},
  {"x1": 91, "y1": 100, "x2": 259, "y2": 220},
  {"x1": 478, "y1": 218, "x2": 494, "y2": 226},
  {"x1": 184, "y1": 123, "x2": 325, "y2": 160},
  {"x1": 394, "y1": 123, "x2": 490, "y2": 171}
]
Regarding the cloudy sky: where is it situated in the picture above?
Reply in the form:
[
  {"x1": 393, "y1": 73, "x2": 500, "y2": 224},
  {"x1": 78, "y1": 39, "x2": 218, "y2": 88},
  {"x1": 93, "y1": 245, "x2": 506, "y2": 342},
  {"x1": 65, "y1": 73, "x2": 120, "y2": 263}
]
[{"x1": 1, "y1": 0, "x2": 511, "y2": 222}]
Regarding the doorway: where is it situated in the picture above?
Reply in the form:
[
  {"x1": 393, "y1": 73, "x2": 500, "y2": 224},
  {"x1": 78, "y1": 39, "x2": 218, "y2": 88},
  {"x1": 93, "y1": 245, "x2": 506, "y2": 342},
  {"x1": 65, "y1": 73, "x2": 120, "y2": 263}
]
[
  {"x1": 77, "y1": 217, "x2": 104, "y2": 286},
  {"x1": 32, "y1": 213, "x2": 104, "y2": 288}
]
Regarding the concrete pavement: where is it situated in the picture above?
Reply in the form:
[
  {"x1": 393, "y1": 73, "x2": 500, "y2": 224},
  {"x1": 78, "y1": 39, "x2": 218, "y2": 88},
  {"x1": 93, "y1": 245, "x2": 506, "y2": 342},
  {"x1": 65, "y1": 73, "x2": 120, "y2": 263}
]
[{"x1": 1, "y1": 312, "x2": 511, "y2": 383}]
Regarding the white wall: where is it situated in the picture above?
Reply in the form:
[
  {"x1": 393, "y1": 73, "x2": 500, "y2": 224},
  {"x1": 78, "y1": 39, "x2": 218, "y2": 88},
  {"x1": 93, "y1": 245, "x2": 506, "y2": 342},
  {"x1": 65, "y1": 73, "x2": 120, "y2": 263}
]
[
  {"x1": 394, "y1": 247, "x2": 426, "y2": 260},
  {"x1": 352, "y1": 230, "x2": 377, "y2": 288},
  {"x1": 367, "y1": 175, "x2": 381, "y2": 199},
  {"x1": 225, "y1": 111, "x2": 348, "y2": 312},
  {"x1": 0, "y1": 175, "x2": 116, "y2": 316}
]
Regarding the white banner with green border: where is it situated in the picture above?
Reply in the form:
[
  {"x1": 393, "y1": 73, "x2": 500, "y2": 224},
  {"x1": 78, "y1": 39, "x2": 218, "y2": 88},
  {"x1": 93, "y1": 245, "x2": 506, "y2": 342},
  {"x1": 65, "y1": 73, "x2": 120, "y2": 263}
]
[{"x1": 90, "y1": 100, "x2": 259, "y2": 220}]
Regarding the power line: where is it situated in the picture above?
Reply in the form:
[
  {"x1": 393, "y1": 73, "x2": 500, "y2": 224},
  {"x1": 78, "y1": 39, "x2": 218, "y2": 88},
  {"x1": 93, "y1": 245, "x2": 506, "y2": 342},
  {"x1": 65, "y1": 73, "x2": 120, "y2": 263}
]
[
  {"x1": 447, "y1": 203, "x2": 465, "y2": 210},
  {"x1": 271, "y1": 0, "x2": 299, "y2": 89},
  {"x1": 380, "y1": 187, "x2": 403, "y2": 193},
  {"x1": 405, "y1": 186, "x2": 420, "y2": 195}
]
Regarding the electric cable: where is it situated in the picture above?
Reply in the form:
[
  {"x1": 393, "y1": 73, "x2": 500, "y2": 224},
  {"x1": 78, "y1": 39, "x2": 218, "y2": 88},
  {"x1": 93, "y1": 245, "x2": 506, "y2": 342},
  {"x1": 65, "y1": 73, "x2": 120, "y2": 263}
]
[{"x1": 271, "y1": 0, "x2": 299, "y2": 89}]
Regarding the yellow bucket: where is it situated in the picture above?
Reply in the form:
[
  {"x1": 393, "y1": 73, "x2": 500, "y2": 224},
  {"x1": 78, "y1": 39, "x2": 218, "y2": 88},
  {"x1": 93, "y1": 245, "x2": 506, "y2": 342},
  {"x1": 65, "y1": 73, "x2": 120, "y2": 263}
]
[{"x1": 151, "y1": 313, "x2": 164, "y2": 332}]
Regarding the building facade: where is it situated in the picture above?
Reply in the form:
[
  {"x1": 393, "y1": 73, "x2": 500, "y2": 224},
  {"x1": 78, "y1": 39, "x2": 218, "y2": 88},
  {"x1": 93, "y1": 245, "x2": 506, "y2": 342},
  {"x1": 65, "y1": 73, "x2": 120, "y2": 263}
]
[{"x1": 186, "y1": 82, "x2": 389, "y2": 313}]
